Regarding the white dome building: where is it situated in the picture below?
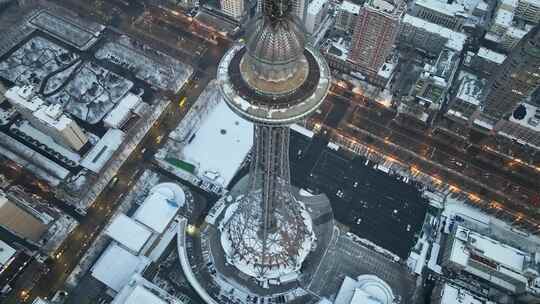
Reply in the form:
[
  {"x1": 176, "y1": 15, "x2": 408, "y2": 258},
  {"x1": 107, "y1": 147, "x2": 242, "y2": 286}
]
[{"x1": 334, "y1": 275, "x2": 395, "y2": 304}]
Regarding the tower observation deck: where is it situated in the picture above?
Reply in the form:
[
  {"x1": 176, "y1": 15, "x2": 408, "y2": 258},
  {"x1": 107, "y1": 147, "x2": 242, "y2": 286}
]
[{"x1": 216, "y1": 0, "x2": 331, "y2": 284}]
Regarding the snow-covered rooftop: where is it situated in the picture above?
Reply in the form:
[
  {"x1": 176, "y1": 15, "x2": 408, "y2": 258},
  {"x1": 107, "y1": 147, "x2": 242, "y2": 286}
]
[
  {"x1": 133, "y1": 183, "x2": 184, "y2": 234},
  {"x1": 180, "y1": 92, "x2": 252, "y2": 187},
  {"x1": 340, "y1": 0, "x2": 361, "y2": 14},
  {"x1": 438, "y1": 284, "x2": 494, "y2": 304},
  {"x1": 456, "y1": 71, "x2": 485, "y2": 106},
  {"x1": 369, "y1": 0, "x2": 397, "y2": 13},
  {"x1": 402, "y1": 14, "x2": 468, "y2": 51},
  {"x1": 448, "y1": 226, "x2": 529, "y2": 285},
  {"x1": 91, "y1": 243, "x2": 150, "y2": 292},
  {"x1": 308, "y1": 0, "x2": 327, "y2": 14},
  {"x1": 121, "y1": 285, "x2": 167, "y2": 304},
  {"x1": 103, "y1": 93, "x2": 141, "y2": 129},
  {"x1": 510, "y1": 102, "x2": 540, "y2": 132},
  {"x1": 5, "y1": 86, "x2": 44, "y2": 112},
  {"x1": 0, "y1": 240, "x2": 16, "y2": 267},
  {"x1": 81, "y1": 129, "x2": 126, "y2": 173},
  {"x1": 415, "y1": 0, "x2": 465, "y2": 16},
  {"x1": 105, "y1": 214, "x2": 153, "y2": 254},
  {"x1": 334, "y1": 275, "x2": 394, "y2": 304},
  {"x1": 477, "y1": 47, "x2": 506, "y2": 64}
]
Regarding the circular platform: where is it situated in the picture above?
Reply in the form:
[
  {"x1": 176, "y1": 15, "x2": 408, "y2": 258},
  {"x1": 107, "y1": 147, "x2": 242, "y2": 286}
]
[{"x1": 217, "y1": 44, "x2": 331, "y2": 125}]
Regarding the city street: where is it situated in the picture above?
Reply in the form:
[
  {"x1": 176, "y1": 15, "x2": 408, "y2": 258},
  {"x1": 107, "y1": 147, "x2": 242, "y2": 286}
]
[{"x1": 311, "y1": 86, "x2": 540, "y2": 229}]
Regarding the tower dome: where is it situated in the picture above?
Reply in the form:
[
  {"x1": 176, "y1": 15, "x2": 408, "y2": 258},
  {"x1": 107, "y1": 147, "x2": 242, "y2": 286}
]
[{"x1": 240, "y1": 15, "x2": 309, "y2": 95}]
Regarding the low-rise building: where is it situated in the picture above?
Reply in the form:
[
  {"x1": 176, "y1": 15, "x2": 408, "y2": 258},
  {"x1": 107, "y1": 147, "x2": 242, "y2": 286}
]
[
  {"x1": 334, "y1": 275, "x2": 395, "y2": 304},
  {"x1": 465, "y1": 47, "x2": 506, "y2": 77},
  {"x1": 431, "y1": 283, "x2": 495, "y2": 304},
  {"x1": 446, "y1": 71, "x2": 486, "y2": 123},
  {"x1": 412, "y1": 0, "x2": 467, "y2": 30},
  {"x1": 399, "y1": 14, "x2": 468, "y2": 55},
  {"x1": 442, "y1": 225, "x2": 540, "y2": 301},
  {"x1": 5, "y1": 86, "x2": 88, "y2": 151}
]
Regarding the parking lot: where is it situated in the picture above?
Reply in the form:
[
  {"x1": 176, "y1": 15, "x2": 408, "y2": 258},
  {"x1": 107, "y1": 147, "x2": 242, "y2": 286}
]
[{"x1": 290, "y1": 130, "x2": 428, "y2": 259}]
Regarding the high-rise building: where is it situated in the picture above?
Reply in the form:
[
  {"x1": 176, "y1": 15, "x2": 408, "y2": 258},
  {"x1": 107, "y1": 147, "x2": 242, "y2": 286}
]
[
  {"x1": 349, "y1": 0, "x2": 404, "y2": 77},
  {"x1": 483, "y1": 25, "x2": 540, "y2": 120},
  {"x1": 220, "y1": 0, "x2": 246, "y2": 20},
  {"x1": 215, "y1": 0, "x2": 331, "y2": 285}
]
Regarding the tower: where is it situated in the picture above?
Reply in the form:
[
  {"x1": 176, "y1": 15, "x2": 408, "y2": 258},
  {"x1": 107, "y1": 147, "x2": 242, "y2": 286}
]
[
  {"x1": 483, "y1": 25, "x2": 540, "y2": 120},
  {"x1": 349, "y1": 0, "x2": 404, "y2": 76},
  {"x1": 216, "y1": 0, "x2": 330, "y2": 283}
]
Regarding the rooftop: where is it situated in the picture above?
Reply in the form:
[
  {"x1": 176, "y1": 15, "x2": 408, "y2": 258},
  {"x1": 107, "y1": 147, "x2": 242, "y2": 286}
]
[
  {"x1": 0, "y1": 239, "x2": 16, "y2": 267},
  {"x1": 510, "y1": 102, "x2": 540, "y2": 132},
  {"x1": 122, "y1": 285, "x2": 167, "y2": 304},
  {"x1": 456, "y1": 71, "x2": 485, "y2": 106},
  {"x1": 103, "y1": 93, "x2": 142, "y2": 129},
  {"x1": 334, "y1": 275, "x2": 395, "y2": 304},
  {"x1": 91, "y1": 243, "x2": 150, "y2": 292},
  {"x1": 308, "y1": 0, "x2": 328, "y2": 14},
  {"x1": 105, "y1": 214, "x2": 153, "y2": 254},
  {"x1": 133, "y1": 183, "x2": 184, "y2": 234},
  {"x1": 340, "y1": 0, "x2": 361, "y2": 14},
  {"x1": 477, "y1": 47, "x2": 506, "y2": 64},
  {"x1": 179, "y1": 83, "x2": 253, "y2": 187},
  {"x1": 402, "y1": 14, "x2": 468, "y2": 52},
  {"x1": 448, "y1": 225, "x2": 530, "y2": 288},
  {"x1": 80, "y1": 128, "x2": 126, "y2": 173},
  {"x1": 438, "y1": 283, "x2": 495, "y2": 304},
  {"x1": 415, "y1": 0, "x2": 465, "y2": 16}
]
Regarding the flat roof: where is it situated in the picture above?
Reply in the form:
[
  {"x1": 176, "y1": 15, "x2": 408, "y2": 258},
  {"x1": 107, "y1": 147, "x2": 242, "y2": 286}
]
[
  {"x1": 510, "y1": 102, "x2": 540, "y2": 132},
  {"x1": 477, "y1": 47, "x2": 506, "y2": 64},
  {"x1": 180, "y1": 83, "x2": 252, "y2": 187},
  {"x1": 91, "y1": 244, "x2": 149, "y2": 292},
  {"x1": 81, "y1": 128, "x2": 126, "y2": 173},
  {"x1": 340, "y1": 1, "x2": 361, "y2": 14},
  {"x1": 123, "y1": 285, "x2": 167, "y2": 304},
  {"x1": 0, "y1": 239, "x2": 16, "y2": 266},
  {"x1": 439, "y1": 284, "x2": 494, "y2": 304},
  {"x1": 402, "y1": 14, "x2": 468, "y2": 52},
  {"x1": 0, "y1": 195, "x2": 47, "y2": 242},
  {"x1": 449, "y1": 226, "x2": 527, "y2": 278},
  {"x1": 103, "y1": 93, "x2": 141, "y2": 129},
  {"x1": 105, "y1": 214, "x2": 153, "y2": 254},
  {"x1": 456, "y1": 71, "x2": 485, "y2": 106},
  {"x1": 415, "y1": 0, "x2": 465, "y2": 16},
  {"x1": 133, "y1": 183, "x2": 184, "y2": 234}
]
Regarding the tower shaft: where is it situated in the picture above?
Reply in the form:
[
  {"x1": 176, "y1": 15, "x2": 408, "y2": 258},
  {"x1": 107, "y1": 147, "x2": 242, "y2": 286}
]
[{"x1": 249, "y1": 125, "x2": 292, "y2": 231}]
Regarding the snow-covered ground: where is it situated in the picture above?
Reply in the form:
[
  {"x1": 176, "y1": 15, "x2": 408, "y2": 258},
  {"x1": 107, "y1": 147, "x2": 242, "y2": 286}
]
[{"x1": 95, "y1": 35, "x2": 193, "y2": 92}]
